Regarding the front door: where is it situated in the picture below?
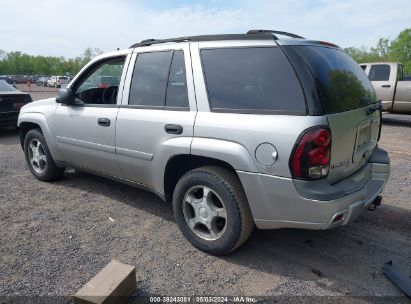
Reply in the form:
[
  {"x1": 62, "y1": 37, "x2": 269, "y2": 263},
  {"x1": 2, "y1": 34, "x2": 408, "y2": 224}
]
[{"x1": 54, "y1": 53, "x2": 130, "y2": 177}]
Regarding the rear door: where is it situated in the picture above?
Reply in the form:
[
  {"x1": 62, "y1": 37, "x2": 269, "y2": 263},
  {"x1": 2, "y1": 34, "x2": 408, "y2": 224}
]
[
  {"x1": 115, "y1": 43, "x2": 196, "y2": 189},
  {"x1": 392, "y1": 64, "x2": 411, "y2": 113},
  {"x1": 289, "y1": 45, "x2": 380, "y2": 183}
]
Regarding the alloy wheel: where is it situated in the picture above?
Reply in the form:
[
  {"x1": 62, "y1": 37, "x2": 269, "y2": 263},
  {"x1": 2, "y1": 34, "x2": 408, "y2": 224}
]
[{"x1": 182, "y1": 185, "x2": 227, "y2": 241}]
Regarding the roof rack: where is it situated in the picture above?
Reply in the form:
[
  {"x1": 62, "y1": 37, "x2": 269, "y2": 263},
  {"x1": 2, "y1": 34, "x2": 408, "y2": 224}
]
[
  {"x1": 129, "y1": 29, "x2": 304, "y2": 48},
  {"x1": 247, "y1": 29, "x2": 304, "y2": 39}
]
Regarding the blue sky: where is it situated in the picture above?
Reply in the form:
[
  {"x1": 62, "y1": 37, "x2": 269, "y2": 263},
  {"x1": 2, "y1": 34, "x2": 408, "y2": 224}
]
[{"x1": 1, "y1": 0, "x2": 410, "y2": 57}]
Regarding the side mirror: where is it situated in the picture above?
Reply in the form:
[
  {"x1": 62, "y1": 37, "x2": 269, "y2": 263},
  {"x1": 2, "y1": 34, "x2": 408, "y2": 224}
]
[{"x1": 56, "y1": 88, "x2": 75, "y2": 105}]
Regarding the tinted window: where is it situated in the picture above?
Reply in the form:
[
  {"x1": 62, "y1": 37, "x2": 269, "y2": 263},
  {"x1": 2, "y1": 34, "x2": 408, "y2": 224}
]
[
  {"x1": 360, "y1": 65, "x2": 367, "y2": 71},
  {"x1": 369, "y1": 64, "x2": 390, "y2": 81},
  {"x1": 201, "y1": 47, "x2": 306, "y2": 113},
  {"x1": 129, "y1": 51, "x2": 172, "y2": 106},
  {"x1": 0, "y1": 80, "x2": 17, "y2": 91},
  {"x1": 292, "y1": 46, "x2": 377, "y2": 114},
  {"x1": 166, "y1": 51, "x2": 189, "y2": 108}
]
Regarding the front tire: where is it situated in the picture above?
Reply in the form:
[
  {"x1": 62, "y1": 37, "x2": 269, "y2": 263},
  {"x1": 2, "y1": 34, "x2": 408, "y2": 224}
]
[
  {"x1": 172, "y1": 166, "x2": 254, "y2": 255},
  {"x1": 24, "y1": 129, "x2": 64, "y2": 181}
]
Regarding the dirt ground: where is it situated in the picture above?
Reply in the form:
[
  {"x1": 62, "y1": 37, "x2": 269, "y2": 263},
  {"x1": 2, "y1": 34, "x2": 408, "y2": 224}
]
[{"x1": 0, "y1": 89, "x2": 410, "y2": 303}]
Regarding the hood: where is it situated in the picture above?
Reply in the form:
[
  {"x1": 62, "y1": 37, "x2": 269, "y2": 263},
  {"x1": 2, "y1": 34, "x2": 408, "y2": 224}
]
[{"x1": 19, "y1": 97, "x2": 58, "y2": 115}]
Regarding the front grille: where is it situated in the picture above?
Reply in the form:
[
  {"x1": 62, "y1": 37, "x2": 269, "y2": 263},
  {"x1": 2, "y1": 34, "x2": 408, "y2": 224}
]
[{"x1": 0, "y1": 94, "x2": 29, "y2": 112}]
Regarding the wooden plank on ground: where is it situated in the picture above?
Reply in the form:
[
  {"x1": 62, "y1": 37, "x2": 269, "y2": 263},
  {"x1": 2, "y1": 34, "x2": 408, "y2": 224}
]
[{"x1": 73, "y1": 260, "x2": 136, "y2": 304}]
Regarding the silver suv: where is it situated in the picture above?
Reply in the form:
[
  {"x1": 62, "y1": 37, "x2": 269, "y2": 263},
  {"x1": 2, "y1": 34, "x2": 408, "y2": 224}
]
[{"x1": 18, "y1": 30, "x2": 390, "y2": 255}]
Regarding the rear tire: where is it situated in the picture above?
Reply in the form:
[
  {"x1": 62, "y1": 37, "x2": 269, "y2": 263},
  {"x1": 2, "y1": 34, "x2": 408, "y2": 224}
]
[
  {"x1": 172, "y1": 166, "x2": 254, "y2": 255},
  {"x1": 24, "y1": 129, "x2": 64, "y2": 181}
]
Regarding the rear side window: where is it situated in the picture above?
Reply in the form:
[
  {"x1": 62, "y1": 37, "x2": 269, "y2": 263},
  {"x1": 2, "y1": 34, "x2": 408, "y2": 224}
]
[
  {"x1": 166, "y1": 51, "x2": 189, "y2": 108},
  {"x1": 369, "y1": 64, "x2": 390, "y2": 81},
  {"x1": 129, "y1": 50, "x2": 189, "y2": 108},
  {"x1": 291, "y1": 46, "x2": 377, "y2": 114},
  {"x1": 129, "y1": 51, "x2": 171, "y2": 107},
  {"x1": 200, "y1": 47, "x2": 306, "y2": 114}
]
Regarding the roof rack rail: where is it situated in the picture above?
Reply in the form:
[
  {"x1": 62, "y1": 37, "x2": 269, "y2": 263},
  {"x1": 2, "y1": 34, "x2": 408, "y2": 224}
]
[
  {"x1": 129, "y1": 33, "x2": 274, "y2": 48},
  {"x1": 129, "y1": 30, "x2": 303, "y2": 48},
  {"x1": 247, "y1": 29, "x2": 304, "y2": 39},
  {"x1": 130, "y1": 37, "x2": 190, "y2": 48}
]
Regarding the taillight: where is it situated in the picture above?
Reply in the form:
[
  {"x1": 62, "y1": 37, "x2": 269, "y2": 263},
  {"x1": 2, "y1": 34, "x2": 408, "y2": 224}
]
[
  {"x1": 99, "y1": 82, "x2": 108, "y2": 88},
  {"x1": 290, "y1": 127, "x2": 331, "y2": 180}
]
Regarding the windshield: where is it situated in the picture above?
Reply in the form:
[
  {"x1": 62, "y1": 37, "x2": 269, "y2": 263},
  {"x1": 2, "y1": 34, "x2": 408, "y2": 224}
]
[
  {"x1": 0, "y1": 80, "x2": 17, "y2": 92},
  {"x1": 291, "y1": 46, "x2": 377, "y2": 114}
]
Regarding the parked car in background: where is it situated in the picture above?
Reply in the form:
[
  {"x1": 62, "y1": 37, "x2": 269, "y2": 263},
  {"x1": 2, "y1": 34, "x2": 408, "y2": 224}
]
[
  {"x1": 0, "y1": 76, "x2": 17, "y2": 86},
  {"x1": 0, "y1": 80, "x2": 32, "y2": 127},
  {"x1": 10, "y1": 75, "x2": 29, "y2": 84},
  {"x1": 18, "y1": 30, "x2": 390, "y2": 255},
  {"x1": 36, "y1": 76, "x2": 50, "y2": 87},
  {"x1": 361, "y1": 62, "x2": 411, "y2": 114},
  {"x1": 47, "y1": 76, "x2": 69, "y2": 88}
]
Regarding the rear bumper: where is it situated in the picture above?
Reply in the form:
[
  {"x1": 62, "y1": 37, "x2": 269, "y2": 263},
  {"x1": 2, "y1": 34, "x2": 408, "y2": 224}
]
[{"x1": 238, "y1": 147, "x2": 390, "y2": 230}]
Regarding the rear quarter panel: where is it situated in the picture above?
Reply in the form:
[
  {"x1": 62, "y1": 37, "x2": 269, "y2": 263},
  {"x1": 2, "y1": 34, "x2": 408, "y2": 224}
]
[{"x1": 190, "y1": 40, "x2": 328, "y2": 177}]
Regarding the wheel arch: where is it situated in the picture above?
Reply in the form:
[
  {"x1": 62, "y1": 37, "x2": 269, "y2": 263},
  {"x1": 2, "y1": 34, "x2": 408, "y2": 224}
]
[
  {"x1": 18, "y1": 112, "x2": 63, "y2": 160},
  {"x1": 163, "y1": 154, "x2": 241, "y2": 202},
  {"x1": 19, "y1": 121, "x2": 42, "y2": 148}
]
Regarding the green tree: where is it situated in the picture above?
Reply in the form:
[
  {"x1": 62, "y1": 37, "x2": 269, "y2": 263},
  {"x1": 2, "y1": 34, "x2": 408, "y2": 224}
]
[
  {"x1": 0, "y1": 48, "x2": 104, "y2": 76},
  {"x1": 370, "y1": 38, "x2": 390, "y2": 61},
  {"x1": 389, "y1": 28, "x2": 411, "y2": 74}
]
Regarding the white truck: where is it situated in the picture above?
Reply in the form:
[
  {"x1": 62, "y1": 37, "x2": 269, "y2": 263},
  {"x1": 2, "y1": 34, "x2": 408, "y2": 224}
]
[{"x1": 361, "y1": 62, "x2": 411, "y2": 114}]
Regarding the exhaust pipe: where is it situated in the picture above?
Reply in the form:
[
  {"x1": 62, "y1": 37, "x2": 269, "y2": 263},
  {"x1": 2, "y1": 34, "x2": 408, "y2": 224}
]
[{"x1": 368, "y1": 195, "x2": 382, "y2": 211}]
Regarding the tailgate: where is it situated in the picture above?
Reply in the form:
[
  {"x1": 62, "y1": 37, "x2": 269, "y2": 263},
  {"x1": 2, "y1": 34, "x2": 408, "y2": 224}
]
[
  {"x1": 327, "y1": 107, "x2": 380, "y2": 183},
  {"x1": 288, "y1": 45, "x2": 380, "y2": 183}
]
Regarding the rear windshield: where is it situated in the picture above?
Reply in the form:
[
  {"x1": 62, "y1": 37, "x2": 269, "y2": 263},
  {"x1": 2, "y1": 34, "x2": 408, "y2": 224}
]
[
  {"x1": 292, "y1": 46, "x2": 377, "y2": 114},
  {"x1": 59, "y1": 76, "x2": 68, "y2": 80},
  {"x1": 201, "y1": 47, "x2": 306, "y2": 114}
]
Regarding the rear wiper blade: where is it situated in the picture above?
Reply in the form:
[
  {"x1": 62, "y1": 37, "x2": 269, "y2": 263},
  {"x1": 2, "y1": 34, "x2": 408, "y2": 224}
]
[{"x1": 366, "y1": 100, "x2": 382, "y2": 115}]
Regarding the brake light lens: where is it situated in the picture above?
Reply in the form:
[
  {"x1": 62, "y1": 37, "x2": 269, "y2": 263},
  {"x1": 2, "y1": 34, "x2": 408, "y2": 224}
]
[{"x1": 290, "y1": 127, "x2": 331, "y2": 179}]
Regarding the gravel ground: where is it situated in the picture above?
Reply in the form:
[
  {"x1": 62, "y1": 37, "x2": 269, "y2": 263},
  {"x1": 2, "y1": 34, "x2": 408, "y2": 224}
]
[{"x1": 0, "y1": 101, "x2": 410, "y2": 303}]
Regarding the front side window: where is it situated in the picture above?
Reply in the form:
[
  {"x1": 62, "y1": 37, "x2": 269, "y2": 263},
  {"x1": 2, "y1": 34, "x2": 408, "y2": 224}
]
[
  {"x1": 75, "y1": 57, "x2": 125, "y2": 105},
  {"x1": 369, "y1": 64, "x2": 391, "y2": 81},
  {"x1": 200, "y1": 47, "x2": 306, "y2": 114},
  {"x1": 128, "y1": 50, "x2": 189, "y2": 108}
]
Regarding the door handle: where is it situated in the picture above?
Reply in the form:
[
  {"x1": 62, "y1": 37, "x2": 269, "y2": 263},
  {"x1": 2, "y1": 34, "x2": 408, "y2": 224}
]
[
  {"x1": 98, "y1": 118, "x2": 111, "y2": 127},
  {"x1": 164, "y1": 124, "x2": 183, "y2": 134},
  {"x1": 381, "y1": 85, "x2": 391, "y2": 88}
]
